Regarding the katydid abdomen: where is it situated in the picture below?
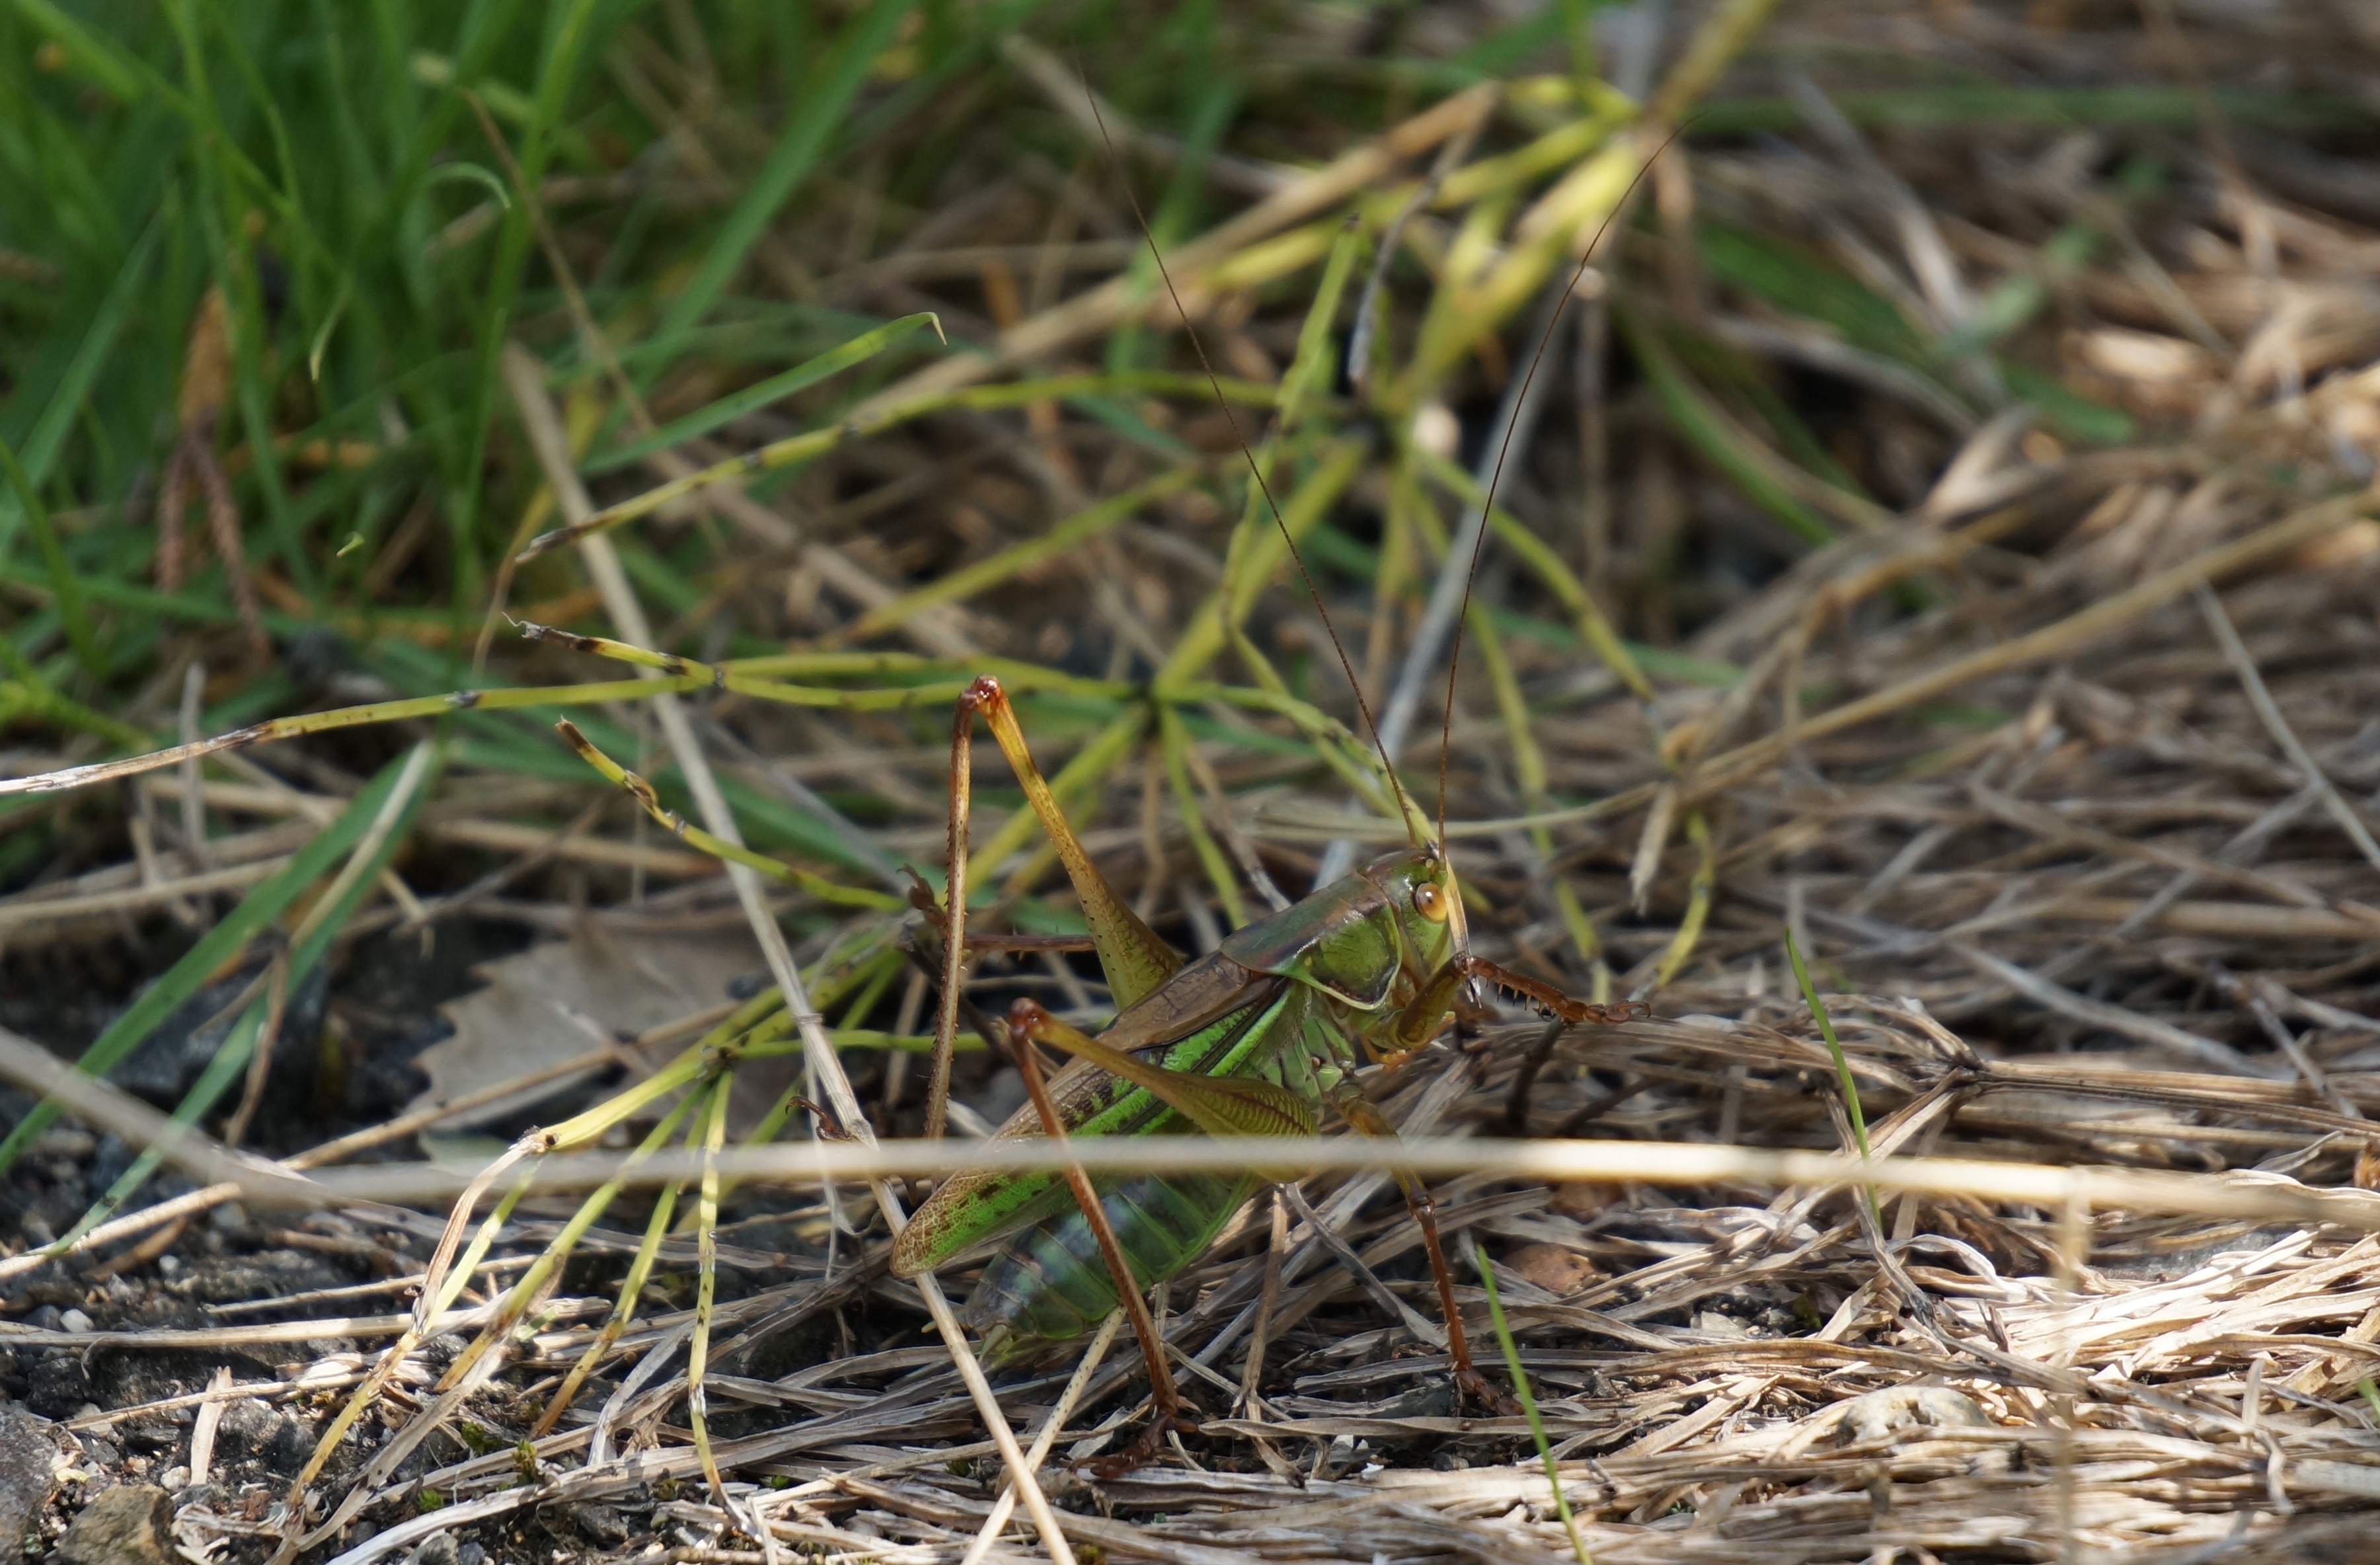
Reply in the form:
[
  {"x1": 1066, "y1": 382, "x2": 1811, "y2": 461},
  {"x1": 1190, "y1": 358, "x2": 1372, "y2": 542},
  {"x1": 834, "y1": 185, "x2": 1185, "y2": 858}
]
[
  {"x1": 970, "y1": 1167, "x2": 1260, "y2": 1359},
  {"x1": 946, "y1": 983, "x2": 1348, "y2": 1359}
]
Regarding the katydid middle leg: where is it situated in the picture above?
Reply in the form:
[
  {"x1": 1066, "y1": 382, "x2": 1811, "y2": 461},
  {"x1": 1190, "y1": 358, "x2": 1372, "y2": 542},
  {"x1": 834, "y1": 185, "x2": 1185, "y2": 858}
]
[{"x1": 1324, "y1": 1081, "x2": 1519, "y2": 1414}]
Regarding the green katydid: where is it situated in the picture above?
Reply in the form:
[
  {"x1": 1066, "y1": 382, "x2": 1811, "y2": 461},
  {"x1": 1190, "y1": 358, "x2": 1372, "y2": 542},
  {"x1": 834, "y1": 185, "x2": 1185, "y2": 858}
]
[{"x1": 887, "y1": 675, "x2": 1643, "y2": 1463}]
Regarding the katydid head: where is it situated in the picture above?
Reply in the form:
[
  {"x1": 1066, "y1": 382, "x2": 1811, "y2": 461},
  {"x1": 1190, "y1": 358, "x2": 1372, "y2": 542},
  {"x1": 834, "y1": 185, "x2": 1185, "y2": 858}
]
[{"x1": 1357, "y1": 843, "x2": 1469, "y2": 982}]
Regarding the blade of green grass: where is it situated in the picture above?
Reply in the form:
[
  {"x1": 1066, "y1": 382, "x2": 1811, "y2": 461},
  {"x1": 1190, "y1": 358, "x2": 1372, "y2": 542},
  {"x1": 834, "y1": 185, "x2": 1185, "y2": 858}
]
[
  {"x1": 0, "y1": 216, "x2": 165, "y2": 558},
  {"x1": 0, "y1": 428, "x2": 100, "y2": 679},
  {"x1": 9, "y1": 0, "x2": 150, "y2": 102},
  {"x1": 584, "y1": 312, "x2": 943, "y2": 474},
  {"x1": 1477, "y1": 1240, "x2": 1592, "y2": 1565},
  {"x1": 1784, "y1": 928, "x2": 1883, "y2": 1226},
  {"x1": 656, "y1": 0, "x2": 915, "y2": 344},
  {"x1": 0, "y1": 744, "x2": 424, "y2": 1175},
  {"x1": 1614, "y1": 305, "x2": 1838, "y2": 546},
  {"x1": 54, "y1": 742, "x2": 437, "y2": 1242},
  {"x1": 1784, "y1": 927, "x2": 1871, "y2": 1161},
  {"x1": 1697, "y1": 221, "x2": 1930, "y2": 363}
]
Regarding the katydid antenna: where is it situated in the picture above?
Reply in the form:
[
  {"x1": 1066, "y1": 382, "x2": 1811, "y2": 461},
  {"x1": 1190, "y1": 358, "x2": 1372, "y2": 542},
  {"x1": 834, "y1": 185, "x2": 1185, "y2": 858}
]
[
  {"x1": 1075, "y1": 61, "x2": 1421, "y2": 853},
  {"x1": 1079, "y1": 58, "x2": 1692, "y2": 882},
  {"x1": 1435, "y1": 116, "x2": 1698, "y2": 851}
]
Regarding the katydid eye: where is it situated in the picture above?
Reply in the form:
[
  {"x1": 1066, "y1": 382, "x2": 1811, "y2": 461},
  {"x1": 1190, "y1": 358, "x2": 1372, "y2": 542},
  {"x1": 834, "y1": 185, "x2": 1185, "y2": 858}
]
[{"x1": 1412, "y1": 882, "x2": 1447, "y2": 921}]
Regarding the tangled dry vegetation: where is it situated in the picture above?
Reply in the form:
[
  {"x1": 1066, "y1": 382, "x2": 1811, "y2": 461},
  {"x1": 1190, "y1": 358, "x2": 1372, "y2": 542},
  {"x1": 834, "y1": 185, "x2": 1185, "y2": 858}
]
[{"x1": 12, "y1": 0, "x2": 2380, "y2": 1560}]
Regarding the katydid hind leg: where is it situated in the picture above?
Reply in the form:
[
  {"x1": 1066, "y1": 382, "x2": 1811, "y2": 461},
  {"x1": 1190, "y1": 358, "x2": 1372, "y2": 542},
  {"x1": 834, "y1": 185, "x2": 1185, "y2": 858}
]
[
  {"x1": 966, "y1": 677, "x2": 1182, "y2": 1010},
  {"x1": 1003, "y1": 1003, "x2": 1194, "y2": 1473}
]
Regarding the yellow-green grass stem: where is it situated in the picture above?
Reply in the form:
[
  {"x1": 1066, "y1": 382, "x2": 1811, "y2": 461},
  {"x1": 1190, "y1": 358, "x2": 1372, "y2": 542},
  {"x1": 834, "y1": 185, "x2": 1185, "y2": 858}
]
[
  {"x1": 1432, "y1": 87, "x2": 1634, "y2": 210},
  {"x1": 1158, "y1": 704, "x2": 1248, "y2": 929},
  {"x1": 534, "y1": 1160, "x2": 691, "y2": 1437},
  {"x1": 541, "y1": 988, "x2": 787, "y2": 1153},
  {"x1": 0, "y1": 676, "x2": 703, "y2": 798},
  {"x1": 463, "y1": 1088, "x2": 709, "y2": 1405},
  {"x1": 428, "y1": 1157, "x2": 562, "y2": 1394},
  {"x1": 1410, "y1": 447, "x2": 1650, "y2": 701},
  {"x1": 1217, "y1": 625, "x2": 1409, "y2": 831},
  {"x1": 557, "y1": 719, "x2": 900, "y2": 911},
  {"x1": 524, "y1": 369, "x2": 1278, "y2": 557},
  {"x1": 1650, "y1": 810, "x2": 1714, "y2": 987},
  {"x1": 688, "y1": 1070, "x2": 734, "y2": 1498}
]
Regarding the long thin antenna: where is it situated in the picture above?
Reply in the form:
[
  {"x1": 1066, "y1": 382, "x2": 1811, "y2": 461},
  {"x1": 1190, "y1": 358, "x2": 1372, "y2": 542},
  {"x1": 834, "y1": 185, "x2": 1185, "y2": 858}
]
[
  {"x1": 1075, "y1": 65, "x2": 1420, "y2": 850},
  {"x1": 1434, "y1": 118, "x2": 1696, "y2": 849}
]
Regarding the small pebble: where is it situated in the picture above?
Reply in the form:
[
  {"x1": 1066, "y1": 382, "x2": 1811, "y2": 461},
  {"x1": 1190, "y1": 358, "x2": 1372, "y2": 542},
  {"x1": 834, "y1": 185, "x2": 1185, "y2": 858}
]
[
  {"x1": 0, "y1": 1406, "x2": 58, "y2": 1565},
  {"x1": 57, "y1": 1309, "x2": 93, "y2": 1334},
  {"x1": 56, "y1": 1483, "x2": 173, "y2": 1565}
]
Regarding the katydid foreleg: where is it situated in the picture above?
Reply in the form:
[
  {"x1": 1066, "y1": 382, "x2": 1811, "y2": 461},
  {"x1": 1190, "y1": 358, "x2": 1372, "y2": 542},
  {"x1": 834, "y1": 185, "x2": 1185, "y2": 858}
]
[{"x1": 1349, "y1": 958, "x2": 1644, "y2": 1407}]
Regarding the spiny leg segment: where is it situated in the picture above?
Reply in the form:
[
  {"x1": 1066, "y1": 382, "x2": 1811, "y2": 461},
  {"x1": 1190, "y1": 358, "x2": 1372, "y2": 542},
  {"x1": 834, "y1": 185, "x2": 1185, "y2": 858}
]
[
  {"x1": 1004, "y1": 999, "x2": 1194, "y2": 1473},
  {"x1": 925, "y1": 676, "x2": 1198, "y2": 1470}
]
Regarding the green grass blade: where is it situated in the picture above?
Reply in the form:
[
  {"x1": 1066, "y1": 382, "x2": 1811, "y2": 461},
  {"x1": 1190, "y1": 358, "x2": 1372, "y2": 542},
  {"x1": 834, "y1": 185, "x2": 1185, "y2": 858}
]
[
  {"x1": 657, "y1": 0, "x2": 914, "y2": 342},
  {"x1": 1784, "y1": 927, "x2": 1871, "y2": 1161},
  {"x1": 0, "y1": 428, "x2": 100, "y2": 679},
  {"x1": 0, "y1": 744, "x2": 422, "y2": 1174},
  {"x1": 584, "y1": 312, "x2": 944, "y2": 474},
  {"x1": 50, "y1": 742, "x2": 438, "y2": 1241},
  {"x1": 1613, "y1": 306, "x2": 1837, "y2": 546},
  {"x1": 1477, "y1": 1241, "x2": 1592, "y2": 1565},
  {"x1": 0, "y1": 216, "x2": 165, "y2": 555},
  {"x1": 8, "y1": 0, "x2": 147, "y2": 101},
  {"x1": 1697, "y1": 221, "x2": 1930, "y2": 363}
]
